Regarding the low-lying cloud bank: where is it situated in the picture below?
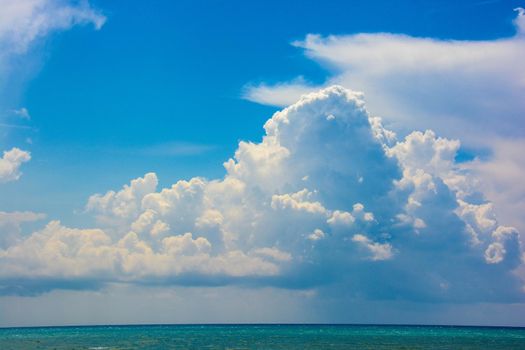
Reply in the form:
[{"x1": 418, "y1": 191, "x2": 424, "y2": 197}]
[{"x1": 1, "y1": 86, "x2": 523, "y2": 301}]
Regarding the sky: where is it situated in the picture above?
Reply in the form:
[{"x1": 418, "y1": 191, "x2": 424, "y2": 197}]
[{"x1": 0, "y1": 0, "x2": 524, "y2": 327}]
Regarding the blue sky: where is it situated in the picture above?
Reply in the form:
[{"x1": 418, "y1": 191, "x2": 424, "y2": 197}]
[
  {"x1": 0, "y1": 0, "x2": 524, "y2": 326},
  {"x1": 3, "y1": 0, "x2": 523, "y2": 222}
]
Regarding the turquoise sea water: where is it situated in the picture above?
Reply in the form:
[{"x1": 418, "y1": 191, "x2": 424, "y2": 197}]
[{"x1": 0, "y1": 324, "x2": 524, "y2": 349}]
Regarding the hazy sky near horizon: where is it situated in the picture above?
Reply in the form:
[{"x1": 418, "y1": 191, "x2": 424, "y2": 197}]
[{"x1": 1, "y1": 0, "x2": 525, "y2": 327}]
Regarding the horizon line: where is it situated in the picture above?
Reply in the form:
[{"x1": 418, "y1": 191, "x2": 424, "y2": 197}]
[{"x1": 1, "y1": 322, "x2": 525, "y2": 330}]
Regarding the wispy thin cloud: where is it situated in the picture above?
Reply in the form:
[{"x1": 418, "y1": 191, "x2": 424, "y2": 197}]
[
  {"x1": 0, "y1": 0, "x2": 106, "y2": 54},
  {"x1": 0, "y1": 0, "x2": 106, "y2": 138},
  {"x1": 0, "y1": 123, "x2": 34, "y2": 130},
  {"x1": 11, "y1": 107, "x2": 30, "y2": 120}
]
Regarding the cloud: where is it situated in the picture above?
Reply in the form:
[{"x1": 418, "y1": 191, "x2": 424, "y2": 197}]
[
  {"x1": 0, "y1": 0, "x2": 105, "y2": 54},
  {"x1": 86, "y1": 172, "x2": 159, "y2": 228},
  {"x1": 11, "y1": 107, "x2": 30, "y2": 120},
  {"x1": 244, "y1": 9, "x2": 525, "y2": 143},
  {"x1": 0, "y1": 86, "x2": 523, "y2": 303},
  {"x1": 464, "y1": 138, "x2": 525, "y2": 240},
  {"x1": 0, "y1": 147, "x2": 31, "y2": 183},
  {"x1": 0, "y1": 0, "x2": 105, "y2": 80},
  {"x1": 0, "y1": 211, "x2": 45, "y2": 248},
  {"x1": 308, "y1": 229, "x2": 325, "y2": 241},
  {"x1": 0, "y1": 123, "x2": 33, "y2": 130},
  {"x1": 351, "y1": 234, "x2": 393, "y2": 261},
  {"x1": 0, "y1": 0, "x2": 105, "y2": 124},
  {"x1": 243, "y1": 77, "x2": 317, "y2": 106},
  {"x1": 0, "y1": 107, "x2": 32, "y2": 131},
  {"x1": 0, "y1": 211, "x2": 45, "y2": 223},
  {"x1": 0, "y1": 1, "x2": 104, "y2": 190},
  {"x1": 243, "y1": 8, "x2": 525, "y2": 246}
]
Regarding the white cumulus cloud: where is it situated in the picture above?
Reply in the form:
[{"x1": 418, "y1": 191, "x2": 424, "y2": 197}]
[
  {"x1": 0, "y1": 147, "x2": 30, "y2": 183},
  {"x1": 352, "y1": 234, "x2": 393, "y2": 261},
  {"x1": 0, "y1": 211, "x2": 45, "y2": 248},
  {"x1": 0, "y1": 86, "x2": 522, "y2": 303},
  {"x1": 244, "y1": 8, "x2": 525, "y2": 249}
]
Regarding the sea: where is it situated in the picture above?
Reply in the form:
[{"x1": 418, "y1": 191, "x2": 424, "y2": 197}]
[{"x1": 0, "y1": 324, "x2": 524, "y2": 349}]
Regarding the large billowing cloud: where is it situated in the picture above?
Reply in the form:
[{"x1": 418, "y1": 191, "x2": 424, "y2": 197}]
[
  {"x1": 1, "y1": 86, "x2": 523, "y2": 302},
  {"x1": 243, "y1": 8, "x2": 525, "y2": 246}
]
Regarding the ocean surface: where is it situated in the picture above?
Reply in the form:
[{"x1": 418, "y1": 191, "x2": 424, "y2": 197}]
[{"x1": 0, "y1": 324, "x2": 524, "y2": 349}]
